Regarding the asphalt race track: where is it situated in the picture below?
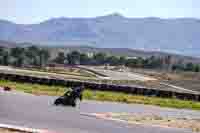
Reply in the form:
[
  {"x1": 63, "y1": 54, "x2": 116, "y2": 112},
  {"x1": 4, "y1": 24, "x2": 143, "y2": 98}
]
[{"x1": 0, "y1": 90, "x2": 194, "y2": 133}]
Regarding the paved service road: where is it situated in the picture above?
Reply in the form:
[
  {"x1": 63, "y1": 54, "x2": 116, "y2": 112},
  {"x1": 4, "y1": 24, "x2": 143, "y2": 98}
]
[
  {"x1": 79, "y1": 66, "x2": 156, "y2": 81},
  {"x1": 0, "y1": 90, "x2": 194, "y2": 133},
  {"x1": 0, "y1": 65, "x2": 156, "y2": 81},
  {"x1": 0, "y1": 66, "x2": 95, "y2": 80}
]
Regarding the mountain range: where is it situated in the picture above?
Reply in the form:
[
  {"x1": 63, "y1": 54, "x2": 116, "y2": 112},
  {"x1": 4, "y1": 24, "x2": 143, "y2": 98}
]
[{"x1": 0, "y1": 13, "x2": 200, "y2": 57}]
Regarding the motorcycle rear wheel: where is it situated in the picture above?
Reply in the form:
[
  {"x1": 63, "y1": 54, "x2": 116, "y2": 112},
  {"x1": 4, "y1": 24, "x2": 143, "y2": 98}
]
[{"x1": 54, "y1": 98, "x2": 62, "y2": 106}]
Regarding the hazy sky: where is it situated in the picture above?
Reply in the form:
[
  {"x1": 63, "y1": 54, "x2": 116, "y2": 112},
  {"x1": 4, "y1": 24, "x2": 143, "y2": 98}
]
[{"x1": 0, "y1": 0, "x2": 199, "y2": 24}]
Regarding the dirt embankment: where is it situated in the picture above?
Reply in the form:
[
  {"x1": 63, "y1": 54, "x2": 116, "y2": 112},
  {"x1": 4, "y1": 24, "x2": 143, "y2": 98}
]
[{"x1": 131, "y1": 69, "x2": 200, "y2": 92}]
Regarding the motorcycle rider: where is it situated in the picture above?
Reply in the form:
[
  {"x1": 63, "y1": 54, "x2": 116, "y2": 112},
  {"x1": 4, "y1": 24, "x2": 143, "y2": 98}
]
[
  {"x1": 71, "y1": 84, "x2": 84, "y2": 101},
  {"x1": 54, "y1": 84, "x2": 85, "y2": 106}
]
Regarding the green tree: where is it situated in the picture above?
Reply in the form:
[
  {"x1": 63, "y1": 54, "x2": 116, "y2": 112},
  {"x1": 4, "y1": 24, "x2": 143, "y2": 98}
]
[
  {"x1": 185, "y1": 62, "x2": 195, "y2": 71},
  {"x1": 172, "y1": 64, "x2": 184, "y2": 71},
  {"x1": 144, "y1": 56, "x2": 163, "y2": 69},
  {"x1": 54, "y1": 52, "x2": 66, "y2": 64},
  {"x1": 119, "y1": 56, "x2": 126, "y2": 65},
  {"x1": 136, "y1": 57, "x2": 144, "y2": 68},
  {"x1": 93, "y1": 52, "x2": 107, "y2": 65},
  {"x1": 2, "y1": 51, "x2": 9, "y2": 66},
  {"x1": 38, "y1": 49, "x2": 50, "y2": 67},
  {"x1": 125, "y1": 59, "x2": 137, "y2": 68},
  {"x1": 25, "y1": 46, "x2": 40, "y2": 66},
  {"x1": 164, "y1": 55, "x2": 172, "y2": 70},
  {"x1": 0, "y1": 47, "x2": 9, "y2": 65},
  {"x1": 106, "y1": 56, "x2": 120, "y2": 66},
  {"x1": 0, "y1": 47, "x2": 5, "y2": 64},
  {"x1": 194, "y1": 65, "x2": 200, "y2": 72},
  {"x1": 10, "y1": 47, "x2": 26, "y2": 67},
  {"x1": 80, "y1": 53, "x2": 91, "y2": 65},
  {"x1": 67, "y1": 51, "x2": 81, "y2": 65}
]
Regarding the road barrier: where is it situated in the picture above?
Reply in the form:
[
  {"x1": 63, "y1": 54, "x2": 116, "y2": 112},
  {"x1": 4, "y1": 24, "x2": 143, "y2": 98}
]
[{"x1": 0, "y1": 72, "x2": 200, "y2": 102}]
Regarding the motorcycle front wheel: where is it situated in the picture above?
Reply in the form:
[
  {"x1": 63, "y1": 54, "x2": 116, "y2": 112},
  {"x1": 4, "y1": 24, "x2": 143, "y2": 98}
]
[{"x1": 72, "y1": 98, "x2": 81, "y2": 107}]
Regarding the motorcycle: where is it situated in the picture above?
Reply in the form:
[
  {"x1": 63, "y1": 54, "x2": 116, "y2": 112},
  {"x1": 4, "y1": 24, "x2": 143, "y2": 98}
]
[{"x1": 54, "y1": 86, "x2": 83, "y2": 107}]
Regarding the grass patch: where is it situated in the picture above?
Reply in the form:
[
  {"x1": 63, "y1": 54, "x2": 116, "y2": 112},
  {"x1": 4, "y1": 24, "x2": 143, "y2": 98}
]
[
  {"x1": 83, "y1": 90, "x2": 200, "y2": 110},
  {"x1": 0, "y1": 80, "x2": 66, "y2": 96},
  {"x1": 1, "y1": 80, "x2": 200, "y2": 110}
]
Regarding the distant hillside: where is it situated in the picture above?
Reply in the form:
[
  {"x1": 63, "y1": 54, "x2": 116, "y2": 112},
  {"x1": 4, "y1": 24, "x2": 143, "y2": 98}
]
[
  {"x1": 0, "y1": 40, "x2": 33, "y2": 48},
  {"x1": 0, "y1": 14, "x2": 200, "y2": 57},
  {"x1": 0, "y1": 40, "x2": 19, "y2": 47}
]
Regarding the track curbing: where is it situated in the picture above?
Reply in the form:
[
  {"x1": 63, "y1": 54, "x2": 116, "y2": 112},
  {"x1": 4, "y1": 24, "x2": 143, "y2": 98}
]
[
  {"x1": 80, "y1": 112, "x2": 183, "y2": 130},
  {"x1": 0, "y1": 123, "x2": 55, "y2": 133}
]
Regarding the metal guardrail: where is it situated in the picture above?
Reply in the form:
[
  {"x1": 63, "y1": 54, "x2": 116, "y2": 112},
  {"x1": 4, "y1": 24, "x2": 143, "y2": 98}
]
[{"x1": 0, "y1": 72, "x2": 200, "y2": 101}]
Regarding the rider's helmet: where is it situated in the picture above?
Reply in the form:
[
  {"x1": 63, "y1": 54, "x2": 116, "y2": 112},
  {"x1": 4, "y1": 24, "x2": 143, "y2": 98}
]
[
  {"x1": 80, "y1": 83, "x2": 85, "y2": 90},
  {"x1": 72, "y1": 83, "x2": 84, "y2": 93}
]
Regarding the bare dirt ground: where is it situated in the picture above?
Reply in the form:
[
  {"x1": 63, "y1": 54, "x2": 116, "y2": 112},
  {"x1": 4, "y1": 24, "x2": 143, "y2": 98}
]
[
  {"x1": 80, "y1": 66, "x2": 200, "y2": 94},
  {"x1": 0, "y1": 128, "x2": 26, "y2": 133},
  {"x1": 131, "y1": 68, "x2": 200, "y2": 93}
]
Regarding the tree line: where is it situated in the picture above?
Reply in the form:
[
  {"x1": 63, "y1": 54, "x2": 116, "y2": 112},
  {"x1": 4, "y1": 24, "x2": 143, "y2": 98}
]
[
  {"x1": 0, "y1": 46, "x2": 49, "y2": 67},
  {"x1": 0, "y1": 46, "x2": 199, "y2": 72}
]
